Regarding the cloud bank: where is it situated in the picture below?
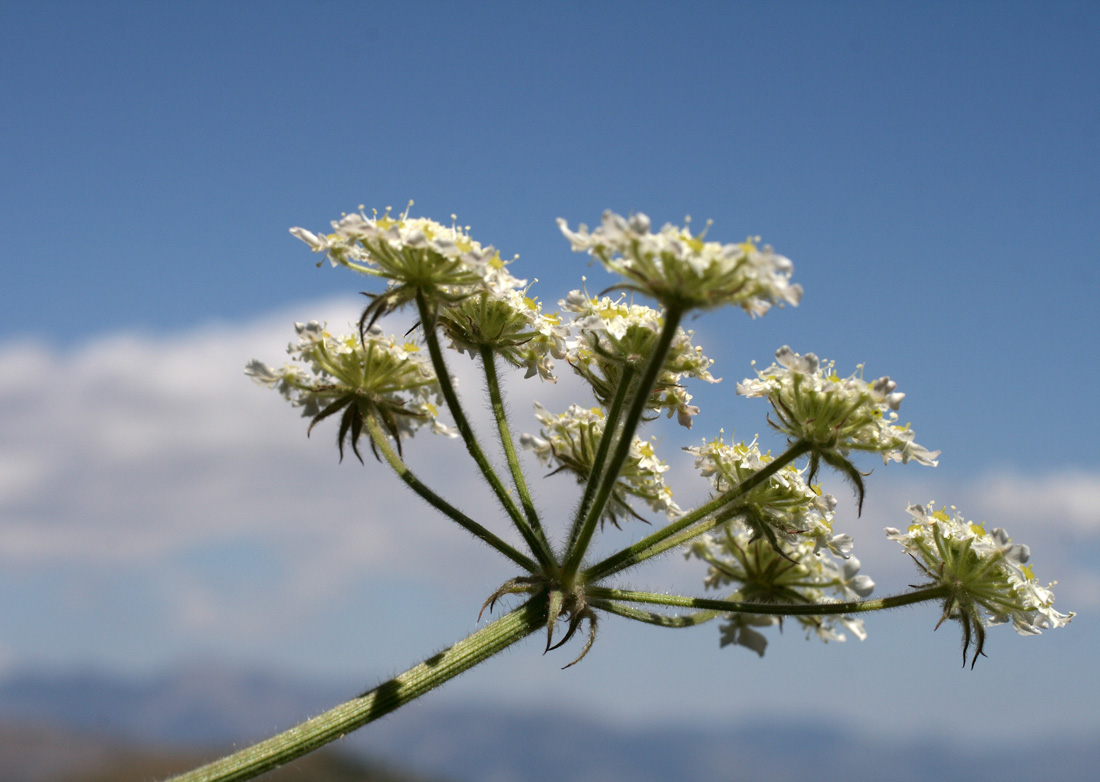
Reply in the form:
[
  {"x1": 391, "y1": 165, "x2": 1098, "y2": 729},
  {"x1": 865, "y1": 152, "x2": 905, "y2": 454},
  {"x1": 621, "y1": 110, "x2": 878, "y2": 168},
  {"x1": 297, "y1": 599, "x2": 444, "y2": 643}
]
[{"x1": 1, "y1": 303, "x2": 1094, "y2": 716}]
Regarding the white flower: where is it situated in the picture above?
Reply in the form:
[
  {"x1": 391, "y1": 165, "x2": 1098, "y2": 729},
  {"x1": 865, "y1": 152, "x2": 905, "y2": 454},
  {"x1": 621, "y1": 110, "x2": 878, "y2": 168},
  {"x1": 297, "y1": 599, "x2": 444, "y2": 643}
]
[
  {"x1": 291, "y1": 203, "x2": 515, "y2": 323},
  {"x1": 246, "y1": 321, "x2": 456, "y2": 461},
  {"x1": 439, "y1": 271, "x2": 568, "y2": 382},
  {"x1": 886, "y1": 503, "x2": 1073, "y2": 666},
  {"x1": 558, "y1": 211, "x2": 801, "y2": 313},
  {"x1": 521, "y1": 402, "x2": 681, "y2": 526},
  {"x1": 738, "y1": 346, "x2": 939, "y2": 467},
  {"x1": 561, "y1": 291, "x2": 719, "y2": 427},
  {"x1": 691, "y1": 525, "x2": 874, "y2": 655},
  {"x1": 838, "y1": 557, "x2": 875, "y2": 600}
]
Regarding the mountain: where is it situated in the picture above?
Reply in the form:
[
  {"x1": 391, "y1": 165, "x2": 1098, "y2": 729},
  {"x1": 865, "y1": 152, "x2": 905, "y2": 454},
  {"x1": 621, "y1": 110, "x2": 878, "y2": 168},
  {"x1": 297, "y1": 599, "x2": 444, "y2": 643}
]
[
  {"x1": 1, "y1": 664, "x2": 1095, "y2": 782},
  {"x1": 0, "y1": 720, "x2": 440, "y2": 782}
]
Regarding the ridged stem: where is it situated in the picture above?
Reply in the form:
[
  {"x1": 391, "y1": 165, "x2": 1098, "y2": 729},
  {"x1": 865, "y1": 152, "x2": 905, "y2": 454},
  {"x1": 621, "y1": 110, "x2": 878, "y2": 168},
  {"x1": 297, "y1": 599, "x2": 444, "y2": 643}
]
[
  {"x1": 564, "y1": 364, "x2": 634, "y2": 553},
  {"x1": 480, "y1": 345, "x2": 555, "y2": 566},
  {"x1": 583, "y1": 440, "x2": 812, "y2": 582},
  {"x1": 165, "y1": 600, "x2": 545, "y2": 782},
  {"x1": 586, "y1": 584, "x2": 952, "y2": 616},
  {"x1": 561, "y1": 305, "x2": 684, "y2": 581},
  {"x1": 416, "y1": 293, "x2": 551, "y2": 570},
  {"x1": 364, "y1": 413, "x2": 538, "y2": 573}
]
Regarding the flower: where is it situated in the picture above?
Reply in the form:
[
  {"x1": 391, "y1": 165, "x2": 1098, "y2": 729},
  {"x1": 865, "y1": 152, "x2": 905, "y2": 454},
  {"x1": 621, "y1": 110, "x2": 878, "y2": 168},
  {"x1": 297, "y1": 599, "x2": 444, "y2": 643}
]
[
  {"x1": 684, "y1": 433, "x2": 850, "y2": 556},
  {"x1": 690, "y1": 525, "x2": 874, "y2": 656},
  {"x1": 291, "y1": 203, "x2": 513, "y2": 328},
  {"x1": 438, "y1": 268, "x2": 569, "y2": 382},
  {"x1": 520, "y1": 403, "x2": 681, "y2": 526},
  {"x1": 886, "y1": 503, "x2": 1073, "y2": 667},
  {"x1": 557, "y1": 211, "x2": 801, "y2": 313},
  {"x1": 246, "y1": 321, "x2": 456, "y2": 461},
  {"x1": 737, "y1": 347, "x2": 939, "y2": 510},
  {"x1": 561, "y1": 290, "x2": 719, "y2": 427}
]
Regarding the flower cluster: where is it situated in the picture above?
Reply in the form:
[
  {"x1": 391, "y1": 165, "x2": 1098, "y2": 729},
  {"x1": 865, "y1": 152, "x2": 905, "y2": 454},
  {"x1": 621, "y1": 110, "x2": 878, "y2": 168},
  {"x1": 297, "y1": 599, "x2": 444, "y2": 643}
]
[
  {"x1": 689, "y1": 526, "x2": 874, "y2": 656},
  {"x1": 292, "y1": 202, "x2": 501, "y2": 285},
  {"x1": 246, "y1": 321, "x2": 455, "y2": 460},
  {"x1": 886, "y1": 503, "x2": 1073, "y2": 666},
  {"x1": 252, "y1": 203, "x2": 1070, "y2": 678},
  {"x1": 561, "y1": 290, "x2": 719, "y2": 427},
  {"x1": 558, "y1": 211, "x2": 802, "y2": 314},
  {"x1": 737, "y1": 346, "x2": 939, "y2": 467},
  {"x1": 292, "y1": 203, "x2": 519, "y2": 330},
  {"x1": 685, "y1": 434, "x2": 851, "y2": 557},
  {"x1": 520, "y1": 403, "x2": 681, "y2": 526},
  {"x1": 439, "y1": 267, "x2": 569, "y2": 382}
]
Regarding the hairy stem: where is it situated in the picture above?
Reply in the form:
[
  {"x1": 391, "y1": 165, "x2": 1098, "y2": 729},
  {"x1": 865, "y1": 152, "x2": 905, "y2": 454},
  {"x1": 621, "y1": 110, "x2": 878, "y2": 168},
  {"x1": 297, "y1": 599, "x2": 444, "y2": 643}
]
[
  {"x1": 416, "y1": 292, "x2": 551, "y2": 569},
  {"x1": 165, "y1": 600, "x2": 546, "y2": 782},
  {"x1": 364, "y1": 413, "x2": 538, "y2": 573},
  {"x1": 587, "y1": 584, "x2": 952, "y2": 616},
  {"x1": 589, "y1": 598, "x2": 719, "y2": 628},
  {"x1": 584, "y1": 440, "x2": 812, "y2": 582},
  {"x1": 480, "y1": 345, "x2": 555, "y2": 566},
  {"x1": 562, "y1": 305, "x2": 684, "y2": 581},
  {"x1": 565, "y1": 364, "x2": 634, "y2": 553}
]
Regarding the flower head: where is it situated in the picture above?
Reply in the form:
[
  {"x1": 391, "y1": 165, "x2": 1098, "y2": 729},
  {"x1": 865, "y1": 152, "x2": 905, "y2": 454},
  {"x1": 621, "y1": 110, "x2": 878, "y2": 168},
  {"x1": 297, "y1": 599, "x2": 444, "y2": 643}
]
[
  {"x1": 520, "y1": 403, "x2": 681, "y2": 527},
  {"x1": 562, "y1": 290, "x2": 719, "y2": 427},
  {"x1": 738, "y1": 346, "x2": 937, "y2": 465},
  {"x1": 438, "y1": 268, "x2": 569, "y2": 382},
  {"x1": 558, "y1": 211, "x2": 801, "y2": 314},
  {"x1": 738, "y1": 346, "x2": 938, "y2": 511},
  {"x1": 886, "y1": 503, "x2": 1074, "y2": 667},
  {"x1": 291, "y1": 203, "x2": 513, "y2": 329},
  {"x1": 690, "y1": 526, "x2": 874, "y2": 656},
  {"x1": 685, "y1": 433, "x2": 849, "y2": 557},
  {"x1": 246, "y1": 321, "x2": 456, "y2": 461}
]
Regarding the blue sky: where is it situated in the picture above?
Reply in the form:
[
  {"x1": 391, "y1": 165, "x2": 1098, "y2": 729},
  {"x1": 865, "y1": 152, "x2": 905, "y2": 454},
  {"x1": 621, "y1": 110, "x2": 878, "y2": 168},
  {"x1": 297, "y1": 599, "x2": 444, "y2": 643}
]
[{"x1": 2, "y1": 0, "x2": 1098, "y2": 751}]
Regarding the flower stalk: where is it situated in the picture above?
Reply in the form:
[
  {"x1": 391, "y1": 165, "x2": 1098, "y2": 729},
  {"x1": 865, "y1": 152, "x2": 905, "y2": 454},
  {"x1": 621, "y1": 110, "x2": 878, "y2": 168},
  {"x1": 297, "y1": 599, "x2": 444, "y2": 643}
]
[
  {"x1": 416, "y1": 291, "x2": 556, "y2": 571},
  {"x1": 363, "y1": 412, "x2": 538, "y2": 573},
  {"x1": 481, "y1": 345, "x2": 549, "y2": 551},
  {"x1": 583, "y1": 439, "x2": 811, "y2": 582},
  {"x1": 167, "y1": 599, "x2": 546, "y2": 782},
  {"x1": 587, "y1": 584, "x2": 951, "y2": 616},
  {"x1": 561, "y1": 303, "x2": 684, "y2": 582}
]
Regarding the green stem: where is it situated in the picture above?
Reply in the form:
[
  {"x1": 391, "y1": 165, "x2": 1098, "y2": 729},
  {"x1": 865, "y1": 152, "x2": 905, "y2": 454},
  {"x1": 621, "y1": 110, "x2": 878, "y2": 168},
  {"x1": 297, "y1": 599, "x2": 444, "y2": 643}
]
[
  {"x1": 416, "y1": 292, "x2": 549, "y2": 568},
  {"x1": 565, "y1": 364, "x2": 634, "y2": 553},
  {"x1": 480, "y1": 345, "x2": 555, "y2": 567},
  {"x1": 584, "y1": 440, "x2": 812, "y2": 582},
  {"x1": 588, "y1": 598, "x2": 719, "y2": 628},
  {"x1": 165, "y1": 600, "x2": 546, "y2": 782},
  {"x1": 364, "y1": 413, "x2": 538, "y2": 573},
  {"x1": 587, "y1": 584, "x2": 952, "y2": 616},
  {"x1": 562, "y1": 305, "x2": 685, "y2": 582}
]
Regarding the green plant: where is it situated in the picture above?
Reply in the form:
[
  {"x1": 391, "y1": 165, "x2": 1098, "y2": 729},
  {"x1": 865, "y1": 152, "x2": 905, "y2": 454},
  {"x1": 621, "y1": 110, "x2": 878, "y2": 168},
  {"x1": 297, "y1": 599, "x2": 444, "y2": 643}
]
[{"x1": 170, "y1": 204, "x2": 1072, "y2": 781}]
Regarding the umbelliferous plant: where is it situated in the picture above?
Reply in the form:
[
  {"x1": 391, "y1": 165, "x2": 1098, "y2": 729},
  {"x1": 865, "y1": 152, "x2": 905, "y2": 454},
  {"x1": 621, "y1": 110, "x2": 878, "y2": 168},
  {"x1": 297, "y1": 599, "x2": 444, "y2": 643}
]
[{"x1": 171, "y1": 203, "x2": 1072, "y2": 781}]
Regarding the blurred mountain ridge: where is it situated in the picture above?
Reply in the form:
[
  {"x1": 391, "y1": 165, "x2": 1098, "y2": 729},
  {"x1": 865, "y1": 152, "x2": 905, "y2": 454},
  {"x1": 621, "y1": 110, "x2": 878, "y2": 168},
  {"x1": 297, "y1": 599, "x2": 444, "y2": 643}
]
[{"x1": 1, "y1": 663, "x2": 1094, "y2": 782}]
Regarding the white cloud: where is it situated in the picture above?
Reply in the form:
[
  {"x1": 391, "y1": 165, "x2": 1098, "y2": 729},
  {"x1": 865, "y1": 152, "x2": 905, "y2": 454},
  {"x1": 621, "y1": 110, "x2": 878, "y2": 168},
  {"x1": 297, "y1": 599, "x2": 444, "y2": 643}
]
[
  {"x1": 975, "y1": 472, "x2": 1100, "y2": 534},
  {"x1": 0, "y1": 298, "x2": 593, "y2": 630},
  {"x1": 1, "y1": 304, "x2": 1094, "y2": 686},
  {"x1": 831, "y1": 469, "x2": 1100, "y2": 611}
]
